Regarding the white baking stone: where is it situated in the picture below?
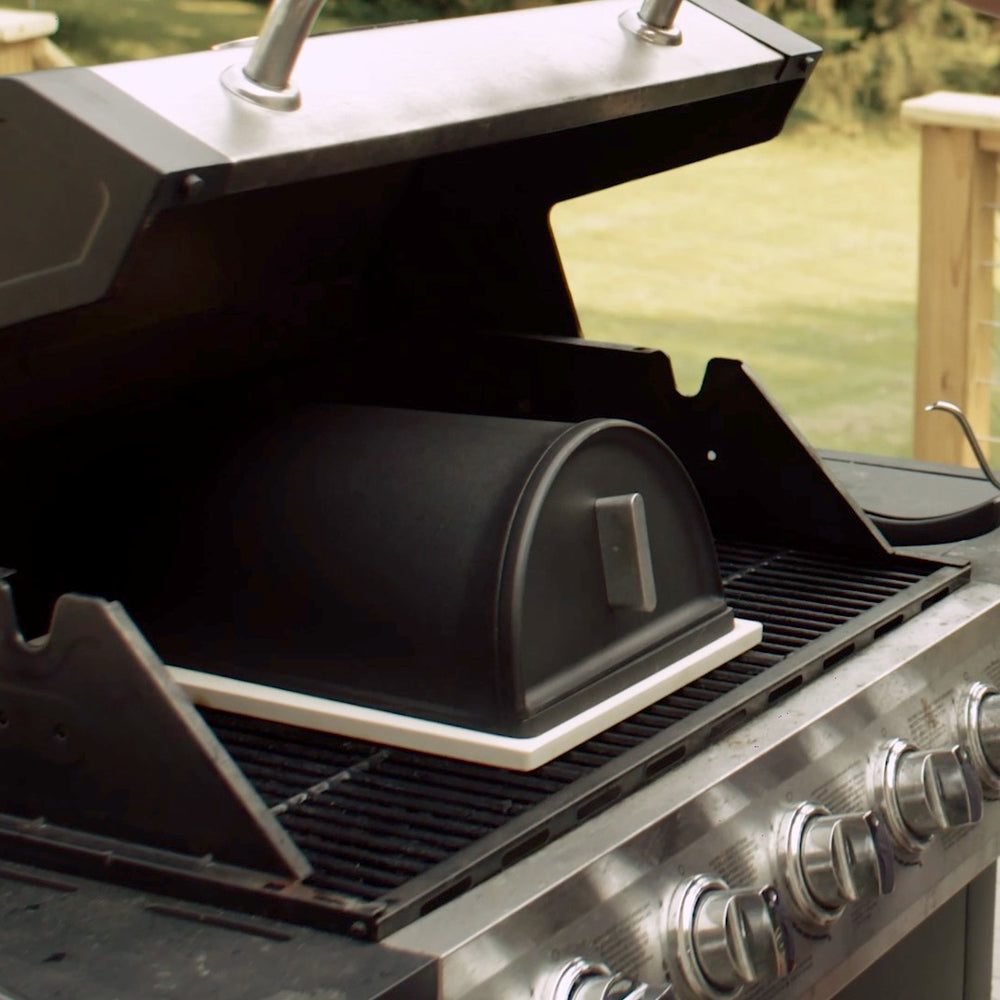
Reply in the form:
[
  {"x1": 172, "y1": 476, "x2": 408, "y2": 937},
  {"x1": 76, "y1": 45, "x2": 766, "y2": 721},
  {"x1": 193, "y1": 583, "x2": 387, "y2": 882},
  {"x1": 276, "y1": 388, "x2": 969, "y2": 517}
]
[{"x1": 170, "y1": 617, "x2": 762, "y2": 771}]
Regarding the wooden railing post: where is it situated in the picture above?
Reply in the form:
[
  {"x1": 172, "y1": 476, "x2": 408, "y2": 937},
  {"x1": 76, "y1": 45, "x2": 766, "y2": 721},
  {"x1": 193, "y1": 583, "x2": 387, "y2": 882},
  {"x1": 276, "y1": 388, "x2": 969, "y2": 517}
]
[
  {"x1": 0, "y1": 9, "x2": 72, "y2": 74},
  {"x1": 903, "y1": 92, "x2": 1000, "y2": 466}
]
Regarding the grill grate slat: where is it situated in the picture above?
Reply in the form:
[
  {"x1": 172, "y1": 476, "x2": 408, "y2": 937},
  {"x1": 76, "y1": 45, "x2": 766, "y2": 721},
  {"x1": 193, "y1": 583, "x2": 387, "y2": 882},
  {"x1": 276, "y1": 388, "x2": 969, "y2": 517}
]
[{"x1": 284, "y1": 811, "x2": 466, "y2": 858}]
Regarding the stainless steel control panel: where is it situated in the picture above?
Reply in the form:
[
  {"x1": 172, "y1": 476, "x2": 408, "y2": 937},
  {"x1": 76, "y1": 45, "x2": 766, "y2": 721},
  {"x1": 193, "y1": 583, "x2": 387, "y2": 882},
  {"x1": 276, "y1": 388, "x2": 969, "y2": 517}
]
[{"x1": 389, "y1": 581, "x2": 1000, "y2": 1000}]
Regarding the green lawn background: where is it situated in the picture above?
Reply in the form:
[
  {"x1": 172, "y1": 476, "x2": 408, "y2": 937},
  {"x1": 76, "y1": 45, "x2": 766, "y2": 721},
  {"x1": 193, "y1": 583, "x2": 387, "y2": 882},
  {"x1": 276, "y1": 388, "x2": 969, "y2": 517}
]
[{"x1": 553, "y1": 127, "x2": 925, "y2": 457}]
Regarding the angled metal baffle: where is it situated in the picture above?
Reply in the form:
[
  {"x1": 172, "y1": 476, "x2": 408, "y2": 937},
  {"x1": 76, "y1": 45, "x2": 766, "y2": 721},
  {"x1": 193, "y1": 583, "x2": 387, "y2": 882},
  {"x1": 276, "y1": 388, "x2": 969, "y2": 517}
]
[{"x1": 0, "y1": 583, "x2": 311, "y2": 878}]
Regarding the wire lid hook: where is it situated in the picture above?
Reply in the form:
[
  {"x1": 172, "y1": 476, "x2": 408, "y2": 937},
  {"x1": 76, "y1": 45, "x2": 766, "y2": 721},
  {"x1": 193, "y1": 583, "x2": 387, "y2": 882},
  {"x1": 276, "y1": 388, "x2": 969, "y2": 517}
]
[{"x1": 925, "y1": 400, "x2": 1000, "y2": 491}]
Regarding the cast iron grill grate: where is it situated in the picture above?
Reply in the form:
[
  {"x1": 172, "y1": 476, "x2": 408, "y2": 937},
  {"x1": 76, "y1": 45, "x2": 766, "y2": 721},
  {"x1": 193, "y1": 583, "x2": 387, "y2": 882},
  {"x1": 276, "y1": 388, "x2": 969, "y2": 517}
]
[{"x1": 199, "y1": 541, "x2": 966, "y2": 936}]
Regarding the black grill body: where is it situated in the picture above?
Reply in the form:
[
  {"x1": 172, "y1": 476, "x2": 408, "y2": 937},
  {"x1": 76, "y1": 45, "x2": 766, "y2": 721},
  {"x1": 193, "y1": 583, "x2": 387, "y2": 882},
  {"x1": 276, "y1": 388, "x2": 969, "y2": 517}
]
[{"x1": 2, "y1": 7, "x2": 983, "y2": 1000}]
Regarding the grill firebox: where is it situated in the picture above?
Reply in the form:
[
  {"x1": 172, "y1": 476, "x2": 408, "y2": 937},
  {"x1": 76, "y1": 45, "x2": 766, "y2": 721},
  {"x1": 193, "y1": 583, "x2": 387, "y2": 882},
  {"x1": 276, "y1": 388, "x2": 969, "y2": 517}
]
[
  {"x1": 0, "y1": 537, "x2": 964, "y2": 943},
  {"x1": 196, "y1": 542, "x2": 965, "y2": 938}
]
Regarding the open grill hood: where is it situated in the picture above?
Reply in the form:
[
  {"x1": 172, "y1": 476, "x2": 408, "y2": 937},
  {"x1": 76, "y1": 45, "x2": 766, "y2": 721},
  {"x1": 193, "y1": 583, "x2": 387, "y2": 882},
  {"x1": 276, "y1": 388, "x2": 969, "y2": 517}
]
[{"x1": 0, "y1": 0, "x2": 819, "y2": 433}]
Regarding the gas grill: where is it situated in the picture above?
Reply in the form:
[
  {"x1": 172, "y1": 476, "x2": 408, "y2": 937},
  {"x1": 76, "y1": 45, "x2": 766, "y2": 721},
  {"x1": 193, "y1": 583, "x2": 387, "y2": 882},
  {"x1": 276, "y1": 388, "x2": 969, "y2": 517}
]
[{"x1": 2, "y1": 3, "x2": 1000, "y2": 999}]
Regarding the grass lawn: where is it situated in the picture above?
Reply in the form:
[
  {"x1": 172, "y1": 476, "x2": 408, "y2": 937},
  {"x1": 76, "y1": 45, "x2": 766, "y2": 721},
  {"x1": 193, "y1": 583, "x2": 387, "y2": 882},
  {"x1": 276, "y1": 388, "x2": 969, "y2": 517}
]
[
  {"x1": 8, "y1": 1, "x2": 953, "y2": 459},
  {"x1": 553, "y1": 125, "x2": 927, "y2": 458}
]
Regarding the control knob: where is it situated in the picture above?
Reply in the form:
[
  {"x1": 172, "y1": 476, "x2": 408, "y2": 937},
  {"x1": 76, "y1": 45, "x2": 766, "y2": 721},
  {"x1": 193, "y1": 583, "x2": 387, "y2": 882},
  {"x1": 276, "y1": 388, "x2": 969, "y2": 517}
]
[
  {"x1": 662, "y1": 876, "x2": 793, "y2": 1000},
  {"x1": 872, "y1": 739, "x2": 983, "y2": 861},
  {"x1": 960, "y1": 682, "x2": 1000, "y2": 797},
  {"x1": 777, "y1": 802, "x2": 894, "y2": 931},
  {"x1": 542, "y1": 958, "x2": 669, "y2": 1000}
]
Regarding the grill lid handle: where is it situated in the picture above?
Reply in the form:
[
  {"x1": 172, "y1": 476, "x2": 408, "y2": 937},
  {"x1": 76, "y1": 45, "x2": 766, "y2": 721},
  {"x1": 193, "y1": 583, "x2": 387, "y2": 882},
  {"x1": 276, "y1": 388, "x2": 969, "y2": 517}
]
[
  {"x1": 225, "y1": 0, "x2": 689, "y2": 111},
  {"x1": 620, "y1": 0, "x2": 684, "y2": 45},
  {"x1": 221, "y1": 0, "x2": 328, "y2": 111}
]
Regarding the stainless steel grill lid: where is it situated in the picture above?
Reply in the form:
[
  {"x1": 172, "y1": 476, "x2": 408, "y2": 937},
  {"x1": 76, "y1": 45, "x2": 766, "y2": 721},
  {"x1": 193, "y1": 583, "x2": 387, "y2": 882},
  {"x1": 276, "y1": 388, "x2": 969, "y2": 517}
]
[
  {"x1": 108, "y1": 405, "x2": 744, "y2": 741},
  {"x1": 0, "y1": 0, "x2": 820, "y2": 438}
]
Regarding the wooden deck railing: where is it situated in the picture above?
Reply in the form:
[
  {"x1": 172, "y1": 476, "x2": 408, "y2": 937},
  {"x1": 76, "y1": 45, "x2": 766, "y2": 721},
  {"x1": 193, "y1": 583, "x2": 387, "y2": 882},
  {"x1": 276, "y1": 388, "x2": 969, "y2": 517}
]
[
  {"x1": 902, "y1": 91, "x2": 1000, "y2": 466},
  {"x1": 0, "y1": 8, "x2": 72, "y2": 74}
]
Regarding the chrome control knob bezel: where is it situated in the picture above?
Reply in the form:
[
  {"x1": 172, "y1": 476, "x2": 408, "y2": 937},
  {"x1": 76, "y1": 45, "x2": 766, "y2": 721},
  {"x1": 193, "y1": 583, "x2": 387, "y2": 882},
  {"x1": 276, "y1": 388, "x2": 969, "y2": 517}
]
[
  {"x1": 662, "y1": 875, "x2": 792, "y2": 1000},
  {"x1": 776, "y1": 802, "x2": 894, "y2": 932},
  {"x1": 872, "y1": 738, "x2": 984, "y2": 862},
  {"x1": 544, "y1": 959, "x2": 614, "y2": 1000},
  {"x1": 539, "y1": 957, "x2": 665, "y2": 1000},
  {"x1": 960, "y1": 681, "x2": 1000, "y2": 798},
  {"x1": 664, "y1": 875, "x2": 738, "y2": 1000}
]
